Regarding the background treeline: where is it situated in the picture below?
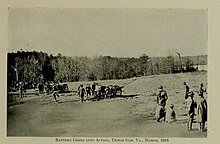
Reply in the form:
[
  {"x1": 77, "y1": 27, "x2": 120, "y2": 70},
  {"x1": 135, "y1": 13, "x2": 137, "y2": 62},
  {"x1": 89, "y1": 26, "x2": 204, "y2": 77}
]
[{"x1": 7, "y1": 50, "x2": 207, "y2": 88}]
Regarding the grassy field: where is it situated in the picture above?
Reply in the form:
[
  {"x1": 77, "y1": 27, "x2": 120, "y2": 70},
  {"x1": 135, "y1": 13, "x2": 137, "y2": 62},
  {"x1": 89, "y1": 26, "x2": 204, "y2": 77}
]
[{"x1": 7, "y1": 71, "x2": 207, "y2": 137}]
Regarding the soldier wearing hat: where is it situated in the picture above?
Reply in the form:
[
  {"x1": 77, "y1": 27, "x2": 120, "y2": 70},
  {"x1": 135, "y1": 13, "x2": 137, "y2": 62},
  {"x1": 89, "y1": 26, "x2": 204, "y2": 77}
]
[
  {"x1": 183, "y1": 82, "x2": 190, "y2": 99},
  {"x1": 157, "y1": 86, "x2": 168, "y2": 106},
  {"x1": 52, "y1": 90, "x2": 60, "y2": 103},
  {"x1": 155, "y1": 86, "x2": 168, "y2": 122},
  {"x1": 199, "y1": 83, "x2": 206, "y2": 98},
  {"x1": 79, "y1": 84, "x2": 86, "y2": 103},
  {"x1": 197, "y1": 87, "x2": 208, "y2": 132},
  {"x1": 186, "y1": 91, "x2": 197, "y2": 130}
]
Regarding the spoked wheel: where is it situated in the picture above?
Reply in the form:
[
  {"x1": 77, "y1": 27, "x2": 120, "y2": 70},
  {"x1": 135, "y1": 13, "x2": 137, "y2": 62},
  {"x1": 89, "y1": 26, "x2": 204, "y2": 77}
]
[{"x1": 116, "y1": 89, "x2": 122, "y2": 96}]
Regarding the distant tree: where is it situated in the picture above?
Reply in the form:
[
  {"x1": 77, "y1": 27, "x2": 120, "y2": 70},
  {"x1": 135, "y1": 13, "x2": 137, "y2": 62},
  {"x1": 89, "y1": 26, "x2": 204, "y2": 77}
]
[
  {"x1": 42, "y1": 57, "x2": 55, "y2": 82},
  {"x1": 167, "y1": 56, "x2": 175, "y2": 73},
  {"x1": 139, "y1": 54, "x2": 150, "y2": 76}
]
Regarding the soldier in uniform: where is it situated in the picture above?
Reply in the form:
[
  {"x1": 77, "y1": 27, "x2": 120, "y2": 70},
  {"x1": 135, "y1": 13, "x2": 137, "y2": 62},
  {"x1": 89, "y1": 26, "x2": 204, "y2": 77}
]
[
  {"x1": 86, "y1": 84, "x2": 91, "y2": 98},
  {"x1": 52, "y1": 90, "x2": 60, "y2": 103},
  {"x1": 92, "y1": 82, "x2": 96, "y2": 96},
  {"x1": 199, "y1": 83, "x2": 206, "y2": 98},
  {"x1": 184, "y1": 82, "x2": 190, "y2": 99},
  {"x1": 79, "y1": 85, "x2": 86, "y2": 103},
  {"x1": 155, "y1": 86, "x2": 168, "y2": 122},
  {"x1": 186, "y1": 91, "x2": 197, "y2": 131},
  {"x1": 197, "y1": 89, "x2": 208, "y2": 132}
]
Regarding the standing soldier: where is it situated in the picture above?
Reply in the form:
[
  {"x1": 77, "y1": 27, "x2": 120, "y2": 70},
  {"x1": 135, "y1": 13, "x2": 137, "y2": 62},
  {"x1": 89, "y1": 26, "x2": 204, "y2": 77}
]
[
  {"x1": 186, "y1": 91, "x2": 197, "y2": 131},
  {"x1": 199, "y1": 83, "x2": 206, "y2": 98},
  {"x1": 92, "y1": 82, "x2": 96, "y2": 96},
  {"x1": 183, "y1": 82, "x2": 190, "y2": 99},
  {"x1": 86, "y1": 84, "x2": 91, "y2": 98},
  {"x1": 197, "y1": 89, "x2": 208, "y2": 132},
  {"x1": 77, "y1": 85, "x2": 81, "y2": 99},
  {"x1": 79, "y1": 85, "x2": 85, "y2": 103},
  {"x1": 155, "y1": 86, "x2": 168, "y2": 122}
]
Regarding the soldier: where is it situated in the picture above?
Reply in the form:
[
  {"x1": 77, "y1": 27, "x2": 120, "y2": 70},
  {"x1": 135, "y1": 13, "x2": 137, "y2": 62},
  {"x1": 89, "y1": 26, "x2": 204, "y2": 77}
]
[
  {"x1": 199, "y1": 83, "x2": 206, "y2": 98},
  {"x1": 92, "y1": 82, "x2": 96, "y2": 96},
  {"x1": 183, "y1": 82, "x2": 190, "y2": 99},
  {"x1": 86, "y1": 84, "x2": 91, "y2": 98},
  {"x1": 186, "y1": 91, "x2": 197, "y2": 131},
  {"x1": 155, "y1": 86, "x2": 168, "y2": 122},
  {"x1": 52, "y1": 90, "x2": 60, "y2": 103},
  {"x1": 79, "y1": 85, "x2": 86, "y2": 103},
  {"x1": 157, "y1": 86, "x2": 168, "y2": 107},
  {"x1": 197, "y1": 89, "x2": 208, "y2": 132},
  {"x1": 77, "y1": 85, "x2": 81, "y2": 99}
]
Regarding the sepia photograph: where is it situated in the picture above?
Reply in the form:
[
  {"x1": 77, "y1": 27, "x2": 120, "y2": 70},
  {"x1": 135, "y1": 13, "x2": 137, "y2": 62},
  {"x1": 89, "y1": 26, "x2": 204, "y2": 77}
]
[{"x1": 7, "y1": 7, "x2": 208, "y2": 138}]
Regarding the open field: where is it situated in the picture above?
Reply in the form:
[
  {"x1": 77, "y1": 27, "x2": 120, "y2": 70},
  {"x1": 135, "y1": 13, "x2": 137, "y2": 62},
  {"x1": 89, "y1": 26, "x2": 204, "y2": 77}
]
[{"x1": 7, "y1": 71, "x2": 207, "y2": 137}]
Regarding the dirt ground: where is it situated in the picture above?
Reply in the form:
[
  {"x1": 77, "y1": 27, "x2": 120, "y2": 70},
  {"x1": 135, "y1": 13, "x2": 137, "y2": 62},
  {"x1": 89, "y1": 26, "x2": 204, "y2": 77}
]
[{"x1": 7, "y1": 72, "x2": 207, "y2": 137}]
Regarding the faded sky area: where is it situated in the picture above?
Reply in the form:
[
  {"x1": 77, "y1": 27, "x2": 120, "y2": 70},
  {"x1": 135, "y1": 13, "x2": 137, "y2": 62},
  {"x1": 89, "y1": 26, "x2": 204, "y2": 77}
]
[{"x1": 8, "y1": 8, "x2": 207, "y2": 57}]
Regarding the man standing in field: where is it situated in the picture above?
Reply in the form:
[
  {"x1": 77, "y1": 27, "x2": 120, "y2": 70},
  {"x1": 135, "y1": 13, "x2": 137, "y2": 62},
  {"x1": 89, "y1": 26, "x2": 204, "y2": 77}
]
[
  {"x1": 199, "y1": 83, "x2": 206, "y2": 98},
  {"x1": 92, "y1": 82, "x2": 96, "y2": 96},
  {"x1": 183, "y1": 82, "x2": 190, "y2": 99},
  {"x1": 79, "y1": 84, "x2": 85, "y2": 103},
  {"x1": 186, "y1": 91, "x2": 197, "y2": 131},
  {"x1": 157, "y1": 86, "x2": 168, "y2": 107},
  {"x1": 197, "y1": 90, "x2": 207, "y2": 132},
  {"x1": 155, "y1": 86, "x2": 168, "y2": 122},
  {"x1": 86, "y1": 84, "x2": 91, "y2": 98}
]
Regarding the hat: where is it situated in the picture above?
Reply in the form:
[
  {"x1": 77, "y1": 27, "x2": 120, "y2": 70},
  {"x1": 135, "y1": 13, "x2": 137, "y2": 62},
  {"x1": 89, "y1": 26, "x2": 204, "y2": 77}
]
[
  {"x1": 158, "y1": 86, "x2": 163, "y2": 89},
  {"x1": 170, "y1": 104, "x2": 174, "y2": 108}
]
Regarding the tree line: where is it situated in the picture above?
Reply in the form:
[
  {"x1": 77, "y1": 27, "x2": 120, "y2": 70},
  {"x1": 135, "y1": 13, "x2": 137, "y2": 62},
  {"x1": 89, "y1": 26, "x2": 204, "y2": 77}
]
[{"x1": 7, "y1": 50, "x2": 207, "y2": 89}]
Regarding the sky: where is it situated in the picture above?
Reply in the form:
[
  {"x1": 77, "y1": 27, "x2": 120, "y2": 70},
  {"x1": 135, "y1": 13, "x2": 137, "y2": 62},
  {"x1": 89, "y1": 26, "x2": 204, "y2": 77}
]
[{"x1": 8, "y1": 8, "x2": 207, "y2": 58}]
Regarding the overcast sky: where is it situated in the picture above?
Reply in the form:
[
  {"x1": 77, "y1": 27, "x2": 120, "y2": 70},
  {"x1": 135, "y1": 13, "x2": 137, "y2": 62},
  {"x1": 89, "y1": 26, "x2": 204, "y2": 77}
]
[{"x1": 8, "y1": 8, "x2": 207, "y2": 58}]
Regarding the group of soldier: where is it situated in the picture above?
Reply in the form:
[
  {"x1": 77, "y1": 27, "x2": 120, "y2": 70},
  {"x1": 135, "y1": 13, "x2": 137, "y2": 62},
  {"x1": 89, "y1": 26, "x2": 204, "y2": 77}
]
[
  {"x1": 155, "y1": 82, "x2": 207, "y2": 132},
  {"x1": 78, "y1": 82, "x2": 96, "y2": 103},
  {"x1": 77, "y1": 83, "x2": 121, "y2": 103},
  {"x1": 17, "y1": 78, "x2": 207, "y2": 132}
]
